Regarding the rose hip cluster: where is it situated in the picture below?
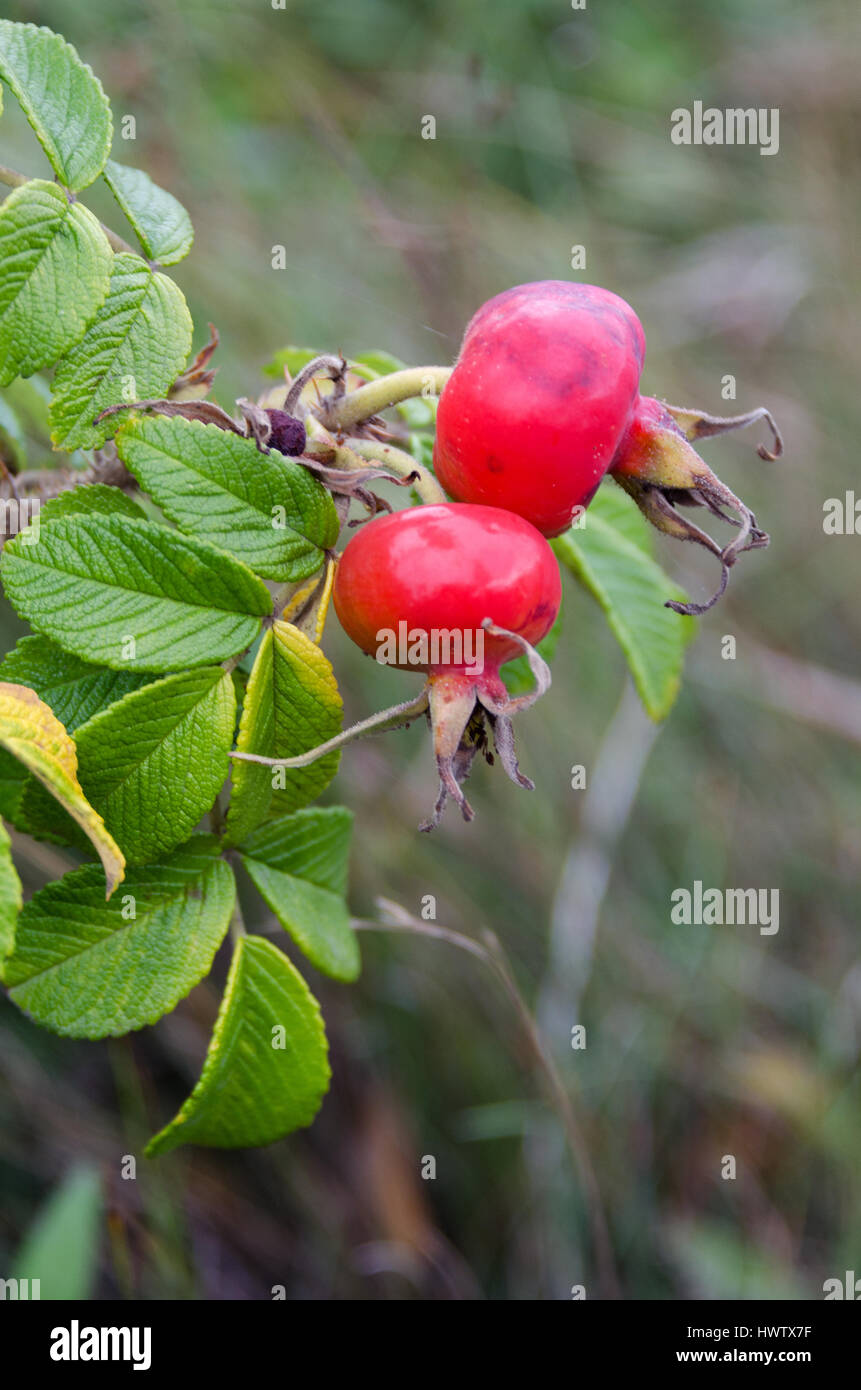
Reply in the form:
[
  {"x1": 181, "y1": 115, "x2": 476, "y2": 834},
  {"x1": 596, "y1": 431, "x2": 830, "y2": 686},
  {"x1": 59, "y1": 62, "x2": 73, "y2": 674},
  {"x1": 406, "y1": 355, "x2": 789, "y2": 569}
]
[{"x1": 235, "y1": 281, "x2": 781, "y2": 827}]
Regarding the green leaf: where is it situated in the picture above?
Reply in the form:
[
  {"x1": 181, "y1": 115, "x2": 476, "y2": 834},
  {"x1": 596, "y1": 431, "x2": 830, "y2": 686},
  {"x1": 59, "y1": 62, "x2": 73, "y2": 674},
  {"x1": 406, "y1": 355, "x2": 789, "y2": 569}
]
[
  {"x1": 269, "y1": 621, "x2": 343, "y2": 814},
  {"x1": 554, "y1": 485, "x2": 694, "y2": 720},
  {"x1": 37, "y1": 483, "x2": 147, "y2": 523},
  {"x1": 115, "y1": 415, "x2": 338, "y2": 580},
  {"x1": 12, "y1": 1166, "x2": 101, "y2": 1300},
  {"x1": 225, "y1": 621, "x2": 342, "y2": 836},
  {"x1": 351, "y1": 349, "x2": 406, "y2": 377},
  {"x1": 103, "y1": 159, "x2": 193, "y2": 265},
  {"x1": 0, "y1": 680, "x2": 124, "y2": 896},
  {"x1": 0, "y1": 181, "x2": 112, "y2": 385},
  {"x1": 0, "y1": 634, "x2": 154, "y2": 833},
  {"x1": 223, "y1": 628, "x2": 277, "y2": 845},
  {"x1": 0, "y1": 818, "x2": 22, "y2": 970},
  {"x1": 0, "y1": 22, "x2": 112, "y2": 190},
  {"x1": 146, "y1": 934, "x2": 330, "y2": 1157},
  {"x1": 0, "y1": 633, "x2": 153, "y2": 731},
  {"x1": 69, "y1": 667, "x2": 236, "y2": 864},
  {"x1": 1, "y1": 514, "x2": 272, "y2": 672},
  {"x1": 49, "y1": 253, "x2": 193, "y2": 450},
  {"x1": 5, "y1": 836, "x2": 234, "y2": 1038},
  {"x1": 240, "y1": 807, "x2": 358, "y2": 982}
]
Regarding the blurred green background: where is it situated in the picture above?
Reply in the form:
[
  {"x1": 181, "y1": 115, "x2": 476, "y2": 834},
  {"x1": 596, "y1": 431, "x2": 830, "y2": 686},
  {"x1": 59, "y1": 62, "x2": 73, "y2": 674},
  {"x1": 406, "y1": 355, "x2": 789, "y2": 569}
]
[{"x1": 1, "y1": 0, "x2": 859, "y2": 1300}]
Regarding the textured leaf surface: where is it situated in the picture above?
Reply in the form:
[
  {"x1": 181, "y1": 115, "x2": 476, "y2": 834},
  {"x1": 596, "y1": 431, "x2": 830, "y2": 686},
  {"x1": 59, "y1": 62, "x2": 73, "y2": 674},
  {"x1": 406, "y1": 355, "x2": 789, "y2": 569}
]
[
  {"x1": 1, "y1": 514, "x2": 271, "y2": 671},
  {"x1": 223, "y1": 629, "x2": 276, "y2": 844},
  {"x1": 12, "y1": 1166, "x2": 101, "y2": 1300},
  {"x1": 0, "y1": 818, "x2": 22, "y2": 970},
  {"x1": 146, "y1": 934, "x2": 330, "y2": 1156},
  {"x1": 225, "y1": 621, "x2": 342, "y2": 835},
  {"x1": 241, "y1": 807, "x2": 358, "y2": 981},
  {"x1": 72, "y1": 667, "x2": 236, "y2": 864},
  {"x1": 116, "y1": 415, "x2": 338, "y2": 580},
  {"x1": 0, "y1": 634, "x2": 152, "y2": 731},
  {"x1": 0, "y1": 22, "x2": 112, "y2": 189},
  {"x1": 0, "y1": 681, "x2": 123, "y2": 896},
  {"x1": 0, "y1": 181, "x2": 112, "y2": 385},
  {"x1": 37, "y1": 483, "x2": 146, "y2": 523},
  {"x1": 0, "y1": 634, "x2": 154, "y2": 830},
  {"x1": 103, "y1": 159, "x2": 194, "y2": 265},
  {"x1": 4, "y1": 837, "x2": 233, "y2": 1038},
  {"x1": 49, "y1": 253, "x2": 193, "y2": 450},
  {"x1": 269, "y1": 622, "x2": 343, "y2": 814},
  {"x1": 554, "y1": 485, "x2": 693, "y2": 721}
]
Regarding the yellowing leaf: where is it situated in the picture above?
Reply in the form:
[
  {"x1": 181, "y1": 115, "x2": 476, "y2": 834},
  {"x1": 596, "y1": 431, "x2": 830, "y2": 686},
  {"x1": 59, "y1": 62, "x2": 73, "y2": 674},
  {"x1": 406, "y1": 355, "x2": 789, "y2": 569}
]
[{"x1": 0, "y1": 682, "x2": 124, "y2": 897}]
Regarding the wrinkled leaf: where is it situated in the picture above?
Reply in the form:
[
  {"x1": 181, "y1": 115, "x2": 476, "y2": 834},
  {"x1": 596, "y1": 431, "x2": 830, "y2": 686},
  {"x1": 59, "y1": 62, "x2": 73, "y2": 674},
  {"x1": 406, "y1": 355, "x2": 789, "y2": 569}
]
[
  {"x1": 146, "y1": 934, "x2": 330, "y2": 1156},
  {"x1": 5, "y1": 836, "x2": 233, "y2": 1037},
  {"x1": 0, "y1": 181, "x2": 112, "y2": 385},
  {"x1": 1, "y1": 514, "x2": 271, "y2": 671}
]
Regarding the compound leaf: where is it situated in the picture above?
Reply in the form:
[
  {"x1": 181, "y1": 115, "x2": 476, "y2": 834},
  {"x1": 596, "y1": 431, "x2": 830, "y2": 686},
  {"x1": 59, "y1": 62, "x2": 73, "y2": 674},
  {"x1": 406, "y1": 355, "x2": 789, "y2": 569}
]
[
  {"x1": 115, "y1": 415, "x2": 338, "y2": 580},
  {"x1": 240, "y1": 807, "x2": 358, "y2": 982},
  {"x1": 0, "y1": 21, "x2": 112, "y2": 190},
  {"x1": 0, "y1": 681, "x2": 123, "y2": 896},
  {"x1": 103, "y1": 159, "x2": 193, "y2": 265},
  {"x1": 0, "y1": 181, "x2": 112, "y2": 385},
  {"x1": 1, "y1": 514, "x2": 272, "y2": 672},
  {"x1": 146, "y1": 934, "x2": 330, "y2": 1156},
  {"x1": 49, "y1": 253, "x2": 193, "y2": 450},
  {"x1": 4, "y1": 836, "x2": 233, "y2": 1038}
]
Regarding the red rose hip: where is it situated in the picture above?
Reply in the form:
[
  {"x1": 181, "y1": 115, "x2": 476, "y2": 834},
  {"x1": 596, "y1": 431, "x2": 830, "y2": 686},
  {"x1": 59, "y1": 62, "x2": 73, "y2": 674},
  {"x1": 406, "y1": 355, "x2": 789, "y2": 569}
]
[
  {"x1": 434, "y1": 281, "x2": 644, "y2": 537},
  {"x1": 434, "y1": 280, "x2": 783, "y2": 612},
  {"x1": 331, "y1": 503, "x2": 561, "y2": 828}
]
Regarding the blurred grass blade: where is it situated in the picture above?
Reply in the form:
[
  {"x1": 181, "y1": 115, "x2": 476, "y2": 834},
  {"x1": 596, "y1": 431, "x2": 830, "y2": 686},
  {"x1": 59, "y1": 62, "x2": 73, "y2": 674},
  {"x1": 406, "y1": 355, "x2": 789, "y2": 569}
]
[{"x1": 12, "y1": 1165, "x2": 102, "y2": 1300}]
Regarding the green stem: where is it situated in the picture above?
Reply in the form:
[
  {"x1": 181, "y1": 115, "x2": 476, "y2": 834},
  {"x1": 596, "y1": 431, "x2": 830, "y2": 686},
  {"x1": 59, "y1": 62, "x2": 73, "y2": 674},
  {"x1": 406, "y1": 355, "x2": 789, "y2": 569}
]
[
  {"x1": 341, "y1": 436, "x2": 447, "y2": 505},
  {"x1": 0, "y1": 162, "x2": 136, "y2": 255},
  {"x1": 315, "y1": 365, "x2": 452, "y2": 431}
]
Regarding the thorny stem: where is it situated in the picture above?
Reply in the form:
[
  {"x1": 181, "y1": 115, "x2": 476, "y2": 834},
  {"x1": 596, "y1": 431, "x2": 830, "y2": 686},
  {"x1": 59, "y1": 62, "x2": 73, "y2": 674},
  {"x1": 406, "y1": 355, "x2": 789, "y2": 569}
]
[
  {"x1": 0, "y1": 162, "x2": 137, "y2": 255},
  {"x1": 355, "y1": 899, "x2": 621, "y2": 1299},
  {"x1": 315, "y1": 366, "x2": 452, "y2": 432}
]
